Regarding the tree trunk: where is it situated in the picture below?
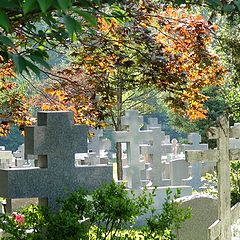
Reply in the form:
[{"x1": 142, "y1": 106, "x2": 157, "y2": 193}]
[{"x1": 116, "y1": 77, "x2": 123, "y2": 180}]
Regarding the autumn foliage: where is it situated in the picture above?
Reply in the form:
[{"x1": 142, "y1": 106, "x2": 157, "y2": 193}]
[
  {"x1": 0, "y1": 57, "x2": 32, "y2": 136},
  {"x1": 42, "y1": 1, "x2": 225, "y2": 123},
  {"x1": 1, "y1": 1, "x2": 227, "y2": 134}
]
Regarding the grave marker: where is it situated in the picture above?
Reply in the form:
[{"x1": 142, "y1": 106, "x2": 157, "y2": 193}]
[
  {"x1": 146, "y1": 117, "x2": 162, "y2": 130},
  {"x1": 141, "y1": 127, "x2": 170, "y2": 186},
  {"x1": 0, "y1": 111, "x2": 113, "y2": 212},
  {"x1": 113, "y1": 110, "x2": 153, "y2": 189},
  {"x1": 186, "y1": 116, "x2": 240, "y2": 240}
]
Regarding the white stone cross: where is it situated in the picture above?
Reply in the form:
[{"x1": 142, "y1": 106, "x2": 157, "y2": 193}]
[
  {"x1": 113, "y1": 110, "x2": 153, "y2": 189},
  {"x1": 87, "y1": 128, "x2": 111, "y2": 165},
  {"x1": 186, "y1": 116, "x2": 240, "y2": 240},
  {"x1": 141, "y1": 127, "x2": 170, "y2": 186}
]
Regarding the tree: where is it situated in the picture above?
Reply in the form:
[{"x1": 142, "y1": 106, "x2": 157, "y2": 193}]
[
  {"x1": 0, "y1": 0, "x2": 239, "y2": 75},
  {"x1": 0, "y1": 0, "x2": 124, "y2": 74},
  {"x1": 40, "y1": 1, "x2": 226, "y2": 179}
]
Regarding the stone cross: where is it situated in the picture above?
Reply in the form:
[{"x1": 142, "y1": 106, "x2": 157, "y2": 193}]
[
  {"x1": 186, "y1": 116, "x2": 240, "y2": 240},
  {"x1": 181, "y1": 133, "x2": 209, "y2": 190},
  {"x1": 146, "y1": 117, "x2": 162, "y2": 130},
  {"x1": 113, "y1": 110, "x2": 153, "y2": 189},
  {"x1": 88, "y1": 128, "x2": 111, "y2": 165},
  {"x1": 141, "y1": 127, "x2": 170, "y2": 186},
  {"x1": 0, "y1": 111, "x2": 113, "y2": 212}
]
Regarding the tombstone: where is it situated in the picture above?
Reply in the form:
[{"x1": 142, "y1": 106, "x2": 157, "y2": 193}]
[
  {"x1": 88, "y1": 128, "x2": 111, "y2": 165},
  {"x1": 145, "y1": 117, "x2": 162, "y2": 130},
  {"x1": 163, "y1": 135, "x2": 170, "y2": 144},
  {"x1": 162, "y1": 138, "x2": 180, "y2": 156},
  {"x1": 133, "y1": 186, "x2": 192, "y2": 226},
  {"x1": 75, "y1": 153, "x2": 89, "y2": 166},
  {"x1": 229, "y1": 123, "x2": 240, "y2": 149},
  {"x1": 113, "y1": 110, "x2": 153, "y2": 189},
  {"x1": 180, "y1": 133, "x2": 209, "y2": 190},
  {"x1": 13, "y1": 144, "x2": 36, "y2": 168},
  {"x1": 0, "y1": 150, "x2": 14, "y2": 168},
  {"x1": 186, "y1": 116, "x2": 240, "y2": 240},
  {"x1": 141, "y1": 127, "x2": 171, "y2": 186},
  {"x1": 170, "y1": 157, "x2": 190, "y2": 186},
  {"x1": 176, "y1": 194, "x2": 218, "y2": 240},
  {"x1": 0, "y1": 111, "x2": 113, "y2": 212},
  {"x1": 13, "y1": 144, "x2": 27, "y2": 167}
]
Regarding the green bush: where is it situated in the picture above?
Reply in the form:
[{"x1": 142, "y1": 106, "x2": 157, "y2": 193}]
[
  {"x1": 201, "y1": 160, "x2": 240, "y2": 206},
  {"x1": 0, "y1": 182, "x2": 191, "y2": 240},
  {"x1": 141, "y1": 188, "x2": 191, "y2": 240}
]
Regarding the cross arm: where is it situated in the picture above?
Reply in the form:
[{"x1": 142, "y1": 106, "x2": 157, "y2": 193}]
[
  {"x1": 185, "y1": 149, "x2": 219, "y2": 163},
  {"x1": 208, "y1": 219, "x2": 220, "y2": 240}
]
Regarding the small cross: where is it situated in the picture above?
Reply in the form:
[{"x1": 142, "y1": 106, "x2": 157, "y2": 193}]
[{"x1": 146, "y1": 117, "x2": 162, "y2": 130}]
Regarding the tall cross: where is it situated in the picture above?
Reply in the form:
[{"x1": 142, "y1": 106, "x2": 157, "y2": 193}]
[
  {"x1": 186, "y1": 116, "x2": 240, "y2": 240},
  {"x1": 0, "y1": 111, "x2": 113, "y2": 212},
  {"x1": 113, "y1": 110, "x2": 153, "y2": 189}
]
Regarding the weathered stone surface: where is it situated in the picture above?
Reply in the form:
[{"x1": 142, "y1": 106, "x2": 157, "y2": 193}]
[
  {"x1": 0, "y1": 111, "x2": 113, "y2": 211},
  {"x1": 176, "y1": 194, "x2": 218, "y2": 240},
  {"x1": 185, "y1": 116, "x2": 240, "y2": 240}
]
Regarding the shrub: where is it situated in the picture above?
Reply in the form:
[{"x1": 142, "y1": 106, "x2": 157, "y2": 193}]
[
  {"x1": 201, "y1": 160, "x2": 240, "y2": 206},
  {"x1": 0, "y1": 182, "x2": 191, "y2": 240},
  {"x1": 141, "y1": 188, "x2": 191, "y2": 240}
]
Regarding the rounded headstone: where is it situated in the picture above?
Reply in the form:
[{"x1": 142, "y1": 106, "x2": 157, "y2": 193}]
[{"x1": 176, "y1": 194, "x2": 218, "y2": 240}]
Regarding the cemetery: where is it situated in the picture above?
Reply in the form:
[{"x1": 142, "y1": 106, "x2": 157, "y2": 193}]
[
  {"x1": 1, "y1": 1, "x2": 240, "y2": 239},
  {"x1": 0, "y1": 109, "x2": 239, "y2": 239}
]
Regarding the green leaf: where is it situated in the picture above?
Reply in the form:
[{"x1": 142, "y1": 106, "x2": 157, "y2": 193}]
[
  {"x1": 37, "y1": 0, "x2": 52, "y2": 13},
  {"x1": 23, "y1": 0, "x2": 37, "y2": 14},
  {"x1": 223, "y1": 4, "x2": 235, "y2": 12},
  {"x1": 74, "y1": 9, "x2": 97, "y2": 26},
  {"x1": 235, "y1": 0, "x2": 240, "y2": 11},
  {"x1": 0, "y1": 10, "x2": 10, "y2": 32},
  {"x1": 207, "y1": 0, "x2": 222, "y2": 7},
  {"x1": 29, "y1": 55, "x2": 51, "y2": 69},
  {"x1": 175, "y1": 0, "x2": 186, "y2": 5},
  {"x1": 12, "y1": 55, "x2": 27, "y2": 73},
  {"x1": 25, "y1": 60, "x2": 41, "y2": 76},
  {"x1": 92, "y1": 0, "x2": 100, "y2": 4},
  {"x1": 0, "y1": 35, "x2": 14, "y2": 48},
  {"x1": 0, "y1": 1, "x2": 18, "y2": 9},
  {"x1": 57, "y1": 0, "x2": 71, "y2": 11},
  {"x1": 63, "y1": 15, "x2": 82, "y2": 38}
]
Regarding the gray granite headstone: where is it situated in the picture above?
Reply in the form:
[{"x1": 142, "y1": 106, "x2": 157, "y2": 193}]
[
  {"x1": 176, "y1": 194, "x2": 218, "y2": 240},
  {"x1": 0, "y1": 111, "x2": 113, "y2": 212},
  {"x1": 170, "y1": 157, "x2": 190, "y2": 186}
]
